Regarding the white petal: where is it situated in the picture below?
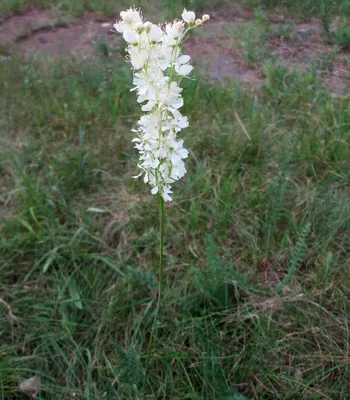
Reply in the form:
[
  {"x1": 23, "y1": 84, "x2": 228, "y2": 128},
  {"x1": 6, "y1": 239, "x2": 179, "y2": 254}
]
[
  {"x1": 177, "y1": 148, "x2": 189, "y2": 158},
  {"x1": 178, "y1": 64, "x2": 193, "y2": 76},
  {"x1": 123, "y1": 29, "x2": 138, "y2": 44},
  {"x1": 163, "y1": 193, "x2": 172, "y2": 201},
  {"x1": 141, "y1": 101, "x2": 155, "y2": 112},
  {"x1": 177, "y1": 55, "x2": 190, "y2": 64},
  {"x1": 172, "y1": 97, "x2": 184, "y2": 109},
  {"x1": 149, "y1": 25, "x2": 163, "y2": 42},
  {"x1": 114, "y1": 22, "x2": 126, "y2": 32},
  {"x1": 162, "y1": 186, "x2": 173, "y2": 202},
  {"x1": 171, "y1": 153, "x2": 182, "y2": 164}
]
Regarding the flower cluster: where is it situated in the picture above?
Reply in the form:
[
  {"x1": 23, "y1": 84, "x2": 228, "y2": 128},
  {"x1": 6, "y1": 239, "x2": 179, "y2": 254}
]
[{"x1": 114, "y1": 8, "x2": 209, "y2": 201}]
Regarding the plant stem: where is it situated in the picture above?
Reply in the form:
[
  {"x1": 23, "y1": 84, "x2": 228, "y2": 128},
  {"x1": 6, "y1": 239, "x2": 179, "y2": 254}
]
[{"x1": 143, "y1": 193, "x2": 165, "y2": 391}]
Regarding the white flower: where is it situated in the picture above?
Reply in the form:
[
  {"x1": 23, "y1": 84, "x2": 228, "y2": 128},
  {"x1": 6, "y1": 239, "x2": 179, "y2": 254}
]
[
  {"x1": 163, "y1": 23, "x2": 181, "y2": 46},
  {"x1": 175, "y1": 55, "x2": 193, "y2": 76},
  {"x1": 129, "y1": 48, "x2": 148, "y2": 69},
  {"x1": 182, "y1": 9, "x2": 196, "y2": 24},
  {"x1": 114, "y1": 8, "x2": 209, "y2": 201},
  {"x1": 165, "y1": 108, "x2": 189, "y2": 132},
  {"x1": 120, "y1": 9, "x2": 142, "y2": 25},
  {"x1": 149, "y1": 24, "x2": 163, "y2": 43}
]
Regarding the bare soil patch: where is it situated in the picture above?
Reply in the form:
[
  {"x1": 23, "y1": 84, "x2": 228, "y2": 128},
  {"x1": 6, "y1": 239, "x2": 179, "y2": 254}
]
[
  {"x1": 185, "y1": 12, "x2": 350, "y2": 95},
  {"x1": 0, "y1": 10, "x2": 59, "y2": 43},
  {"x1": 0, "y1": 11, "x2": 119, "y2": 58},
  {"x1": 184, "y1": 19, "x2": 264, "y2": 86}
]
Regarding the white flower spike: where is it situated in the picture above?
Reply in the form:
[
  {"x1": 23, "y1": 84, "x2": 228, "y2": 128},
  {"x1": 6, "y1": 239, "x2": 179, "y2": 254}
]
[{"x1": 115, "y1": 8, "x2": 209, "y2": 201}]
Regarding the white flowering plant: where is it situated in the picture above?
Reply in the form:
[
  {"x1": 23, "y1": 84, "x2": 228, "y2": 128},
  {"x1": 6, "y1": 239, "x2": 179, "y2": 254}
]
[
  {"x1": 114, "y1": 7, "x2": 209, "y2": 389},
  {"x1": 115, "y1": 8, "x2": 209, "y2": 201}
]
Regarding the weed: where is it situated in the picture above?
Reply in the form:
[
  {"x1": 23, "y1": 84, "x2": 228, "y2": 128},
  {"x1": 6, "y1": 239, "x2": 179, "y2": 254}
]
[{"x1": 334, "y1": 23, "x2": 350, "y2": 50}]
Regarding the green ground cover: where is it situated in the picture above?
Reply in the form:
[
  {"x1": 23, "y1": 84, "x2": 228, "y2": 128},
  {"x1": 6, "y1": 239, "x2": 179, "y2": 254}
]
[{"x1": 1, "y1": 1, "x2": 349, "y2": 399}]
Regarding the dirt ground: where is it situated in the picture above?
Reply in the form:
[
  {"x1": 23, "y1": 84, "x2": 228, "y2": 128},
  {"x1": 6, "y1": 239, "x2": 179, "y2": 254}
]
[
  {"x1": 1, "y1": 8, "x2": 349, "y2": 94},
  {"x1": 0, "y1": 10, "x2": 117, "y2": 58}
]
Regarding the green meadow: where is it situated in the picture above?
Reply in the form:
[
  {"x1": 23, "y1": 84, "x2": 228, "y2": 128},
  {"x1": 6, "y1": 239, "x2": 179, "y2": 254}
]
[{"x1": 1, "y1": 0, "x2": 350, "y2": 398}]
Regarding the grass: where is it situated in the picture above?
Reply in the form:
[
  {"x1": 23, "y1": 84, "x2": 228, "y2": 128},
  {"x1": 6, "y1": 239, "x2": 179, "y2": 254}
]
[
  {"x1": 1, "y1": 1, "x2": 350, "y2": 399},
  {"x1": 1, "y1": 0, "x2": 350, "y2": 19},
  {"x1": 223, "y1": 11, "x2": 271, "y2": 65},
  {"x1": 0, "y1": 0, "x2": 155, "y2": 17}
]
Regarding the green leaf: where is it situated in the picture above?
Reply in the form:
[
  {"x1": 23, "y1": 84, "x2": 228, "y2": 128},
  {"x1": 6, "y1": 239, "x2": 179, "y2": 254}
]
[
  {"x1": 69, "y1": 279, "x2": 83, "y2": 310},
  {"x1": 18, "y1": 219, "x2": 36, "y2": 235},
  {"x1": 42, "y1": 252, "x2": 56, "y2": 273}
]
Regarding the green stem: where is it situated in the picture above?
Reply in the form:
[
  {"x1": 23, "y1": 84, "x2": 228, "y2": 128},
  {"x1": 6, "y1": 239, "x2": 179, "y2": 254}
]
[{"x1": 143, "y1": 193, "x2": 165, "y2": 391}]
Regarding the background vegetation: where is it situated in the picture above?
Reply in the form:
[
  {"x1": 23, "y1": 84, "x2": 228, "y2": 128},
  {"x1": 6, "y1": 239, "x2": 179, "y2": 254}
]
[{"x1": 1, "y1": 0, "x2": 349, "y2": 399}]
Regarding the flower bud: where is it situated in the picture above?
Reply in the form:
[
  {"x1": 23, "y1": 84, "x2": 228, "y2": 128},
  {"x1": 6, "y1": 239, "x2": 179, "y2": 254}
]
[
  {"x1": 202, "y1": 14, "x2": 210, "y2": 23},
  {"x1": 135, "y1": 22, "x2": 144, "y2": 34},
  {"x1": 195, "y1": 19, "x2": 203, "y2": 26},
  {"x1": 144, "y1": 21, "x2": 152, "y2": 32},
  {"x1": 175, "y1": 21, "x2": 184, "y2": 34}
]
